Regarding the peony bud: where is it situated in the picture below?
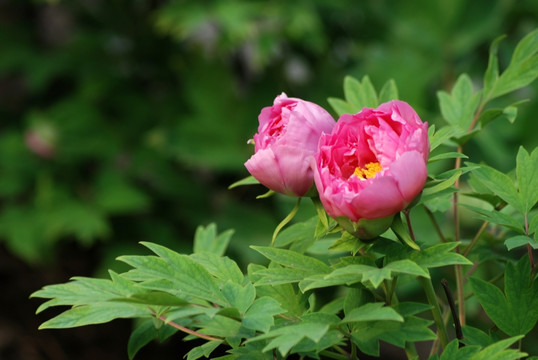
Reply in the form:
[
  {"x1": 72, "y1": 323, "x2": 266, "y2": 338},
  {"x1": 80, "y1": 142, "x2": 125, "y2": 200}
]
[{"x1": 245, "y1": 93, "x2": 335, "y2": 197}]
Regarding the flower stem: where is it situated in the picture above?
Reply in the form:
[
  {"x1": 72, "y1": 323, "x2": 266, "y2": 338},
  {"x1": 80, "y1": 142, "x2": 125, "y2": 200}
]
[
  {"x1": 419, "y1": 277, "x2": 449, "y2": 350},
  {"x1": 154, "y1": 313, "x2": 223, "y2": 342},
  {"x1": 463, "y1": 220, "x2": 489, "y2": 257},
  {"x1": 424, "y1": 206, "x2": 447, "y2": 242}
]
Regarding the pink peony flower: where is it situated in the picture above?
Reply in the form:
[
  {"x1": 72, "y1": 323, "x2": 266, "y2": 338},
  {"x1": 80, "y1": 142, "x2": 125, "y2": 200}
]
[
  {"x1": 245, "y1": 93, "x2": 335, "y2": 196},
  {"x1": 313, "y1": 100, "x2": 429, "y2": 224}
]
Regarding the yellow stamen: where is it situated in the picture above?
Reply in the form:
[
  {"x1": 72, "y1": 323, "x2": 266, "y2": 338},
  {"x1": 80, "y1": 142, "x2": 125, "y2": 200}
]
[{"x1": 353, "y1": 162, "x2": 382, "y2": 179}]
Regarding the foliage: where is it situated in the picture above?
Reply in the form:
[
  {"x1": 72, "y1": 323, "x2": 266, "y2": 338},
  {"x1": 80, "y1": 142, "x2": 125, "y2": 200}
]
[{"x1": 31, "y1": 28, "x2": 538, "y2": 359}]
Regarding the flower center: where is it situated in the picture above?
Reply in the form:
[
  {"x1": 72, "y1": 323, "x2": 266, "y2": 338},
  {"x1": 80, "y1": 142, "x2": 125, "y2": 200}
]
[{"x1": 352, "y1": 162, "x2": 382, "y2": 180}]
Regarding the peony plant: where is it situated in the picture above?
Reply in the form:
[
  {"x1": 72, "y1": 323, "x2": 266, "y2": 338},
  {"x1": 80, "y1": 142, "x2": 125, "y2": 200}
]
[{"x1": 32, "y1": 29, "x2": 538, "y2": 360}]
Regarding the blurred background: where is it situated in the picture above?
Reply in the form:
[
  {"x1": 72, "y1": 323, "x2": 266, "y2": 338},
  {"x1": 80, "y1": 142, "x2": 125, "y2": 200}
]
[{"x1": 0, "y1": 0, "x2": 537, "y2": 359}]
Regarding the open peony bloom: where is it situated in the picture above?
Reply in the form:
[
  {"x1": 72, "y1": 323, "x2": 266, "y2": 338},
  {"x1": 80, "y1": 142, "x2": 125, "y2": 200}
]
[
  {"x1": 245, "y1": 93, "x2": 335, "y2": 196},
  {"x1": 313, "y1": 100, "x2": 429, "y2": 227}
]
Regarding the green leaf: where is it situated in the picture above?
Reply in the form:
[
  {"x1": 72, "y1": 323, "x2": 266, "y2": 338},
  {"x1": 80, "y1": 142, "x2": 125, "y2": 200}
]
[
  {"x1": 193, "y1": 223, "x2": 234, "y2": 256},
  {"x1": 391, "y1": 213, "x2": 421, "y2": 251},
  {"x1": 516, "y1": 146, "x2": 538, "y2": 213},
  {"x1": 186, "y1": 340, "x2": 223, "y2": 360},
  {"x1": 461, "y1": 325, "x2": 493, "y2": 347},
  {"x1": 344, "y1": 75, "x2": 378, "y2": 111},
  {"x1": 112, "y1": 291, "x2": 188, "y2": 307},
  {"x1": 32, "y1": 271, "x2": 143, "y2": 313},
  {"x1": 341, "y1": 302, "x2": 403, "y2": 323},
  {"x1": 470, "y1": 163, "x2": 525, "y2": 213},
  {"x1": 221, "y1": 281, "x2": 256, "y2": 314},
  {"x1": 470, "y1": 257, "x2": 538, "y2": 336},
  {"x1": 254, "y1": 266, "x2": 313, "y2": 286},
  {"x1": 483, "y1": 35, "x2": 505, "y2": 97},
  {"x1": 327, "y1": 97, "x2": 356, "y2": 116},
  {"x1": 378, "y1": 79, "x2": 399, "y2": 103},
  {"x1": 437, "y1": 74, "x2": 481, "y2": 130},
  {"x1": 119, "y1": 243, "x2": 227, "y2": 306},
  {"x1": 251, "y1": 246, "x2": 330, "y2": 274},
  {"x1": 420, "y1": 171, "x2": 462, "y2": 204},
  {"x1": 39, "y1": 302, "x2": 149, "y2": 329},
  {"x1": 471, "y1": 336, "x2": 526, "y2": 360},
  {"x1": 197, "y1": 315, "x2": 242, "y2": 338},
  {"x1": 311, "y1": 259, "x2": 428, "y2": 290},
  {"x1": 127, "y1": 320, "x2": 177, "y2": 360},
  {"x1": 247, "y1": 315, "x2": 337, "y2": 356},
  {"x1": 486, "y1": 29, "x2": 538, "y2": 101},
  {"x1": 429, "y1": 125, "x2": 466, "y2": 151},
  {"x1": 190, "y1": 252, "x2": 244, "y2": 284},
  {"x1": 428, "y1": 152, "x2": 468, "y2": 163},
  {"x1": 462, "y1": 204, "x2": 524, "y2": 234},
  {"x1": 243, "y1": 297, "x2": 284, "y2": 333},
  {"x1": 411, "y1": 243, "x2": 472, "y2": 269},
  {"x1": 505, "y1": 235, "x2": 538, "y2": 251},
  {"x1": 228, "y1": 175, "x2": 259, "y2": 189}
]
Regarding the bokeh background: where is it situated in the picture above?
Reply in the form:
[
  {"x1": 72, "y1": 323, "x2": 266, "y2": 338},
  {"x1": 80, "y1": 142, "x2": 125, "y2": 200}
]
[{"x1": 0, "y1": 0, "x2": 537, "y2": 359}]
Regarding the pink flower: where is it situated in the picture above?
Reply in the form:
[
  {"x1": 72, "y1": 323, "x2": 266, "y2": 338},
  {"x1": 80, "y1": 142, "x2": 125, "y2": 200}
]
[
  {"x1": 245, "y1": 93, "x2": 335, "y2": 196},
  {"x1": 313, "y1": 100, "x2": 429, "y2": 223}
]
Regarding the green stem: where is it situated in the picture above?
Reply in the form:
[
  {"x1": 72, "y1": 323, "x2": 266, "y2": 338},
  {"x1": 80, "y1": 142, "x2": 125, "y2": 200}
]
[
  {"x1": 405, "y1": 341, "x2": 418, "y2": 360},
  {"x1": 463, "y1": 220, "x2": 488, "y2": 257},
  {"x1": 424, "y1": 205, "x2": 447, "y2": 243},
  {"x1": 419, "y1": 277, "x2": 449, "y2": 350},
  {"x1": 272, "y1": 197, "x2": 301, "y2": 246}
]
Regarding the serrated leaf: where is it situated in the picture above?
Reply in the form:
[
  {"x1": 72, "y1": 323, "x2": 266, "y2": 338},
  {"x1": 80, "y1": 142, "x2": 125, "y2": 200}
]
[
  {"x1": 505, "y1": 235, "x2": 538, "y2": 250},
  {"x1": 378, "y1": 79, "x2": 399, "y2": 103},
  {"x1": 429, "y1": 125, "x2": 466, "y2": 151},
  {"x1": 32, "y1": 271, "x2": 143, "y2": 314},
  {"x1": 462, "y1": 204, "x2": 524, "y2": 233},
  {"x1": 410, "y1": 243, "x2": 472, "y2": 269},
  {"x1": 516, "y1": 146, "x2": 538, "y2": 213},
  {"x1": 112, "y1": 291, "x2": 188, "y2": 306},
  {"x1": 39, "y1": 302, "x2": 149, "y2": 329},
  {"x1": 118, "y1": 244, "x2": 227, "y2": 306},
  {"x1": 341, "y1": 302, "x2": 403, "y2": 323},
  {"x1": 197, "y1": 315, "x2": 242, "y2": 338},
  {"x1": 254, "y1": 267, "x2": 312, "y2": 286},
  {"x1": 243, "y1": 297, "x2": 284, "y2": 333},
  {"x1": 221, "y1": 281, "x2": 255, "y2": 314},
  {"x1": 247, "y1": 317, "x2": 334, "y2": 356},
  {"x1": 327, "y1": 97, "x2": 356, "y2": 116},
  {"x1": 193, "y1": 223, "x2": 234, "y2": 256},
  {"x1": 251, "y1": 246, "x2": 330, "y2": 274},
  {"x1": 437, "y1": 74, "x2": 481, "y2": 130},
  {"x1": 486, "y1": 29, "x2": 538, "y2": 101},
  {"x1": 344, "y1": 75, "x2": 378, "y2": 111},
  {"x1": 190, "y1": 252, "x2": 244, "y2": 284},
  {"x1": 186, "y1": 340, "x2": 223, "y2": 360},
  {"x1": 470, "y1": 257, "x2": 538, "y2": 336},
  {"x1": 470, "y1": 163, "x2": 525, "y2": 213},
  {"x1": 128, "y1": 320, "x2": 177, "y2": 360},
  {"x1": 471, "y1": 336, "x2": 526, "y2": 360}
]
